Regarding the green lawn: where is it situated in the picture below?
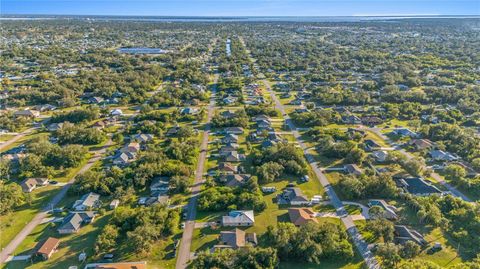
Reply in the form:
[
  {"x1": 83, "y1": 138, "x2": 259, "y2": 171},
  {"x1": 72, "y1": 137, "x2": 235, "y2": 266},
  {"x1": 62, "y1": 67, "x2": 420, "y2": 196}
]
[
  {"x1": 0, "y1": 186, "x2": 59, "y2": 250},
  {"x1": 3, "y1": 213, "x2": 112, "y2": 269}
]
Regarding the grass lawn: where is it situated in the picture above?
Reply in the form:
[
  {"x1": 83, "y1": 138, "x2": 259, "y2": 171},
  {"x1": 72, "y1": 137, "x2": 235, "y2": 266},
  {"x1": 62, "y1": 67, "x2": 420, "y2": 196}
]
[
  {"x1": 3, "y1": 212, "x2": 112, "y2": 269},
  {"x1": 0, "y1": 186, "x2": 59, "y2": 250}
]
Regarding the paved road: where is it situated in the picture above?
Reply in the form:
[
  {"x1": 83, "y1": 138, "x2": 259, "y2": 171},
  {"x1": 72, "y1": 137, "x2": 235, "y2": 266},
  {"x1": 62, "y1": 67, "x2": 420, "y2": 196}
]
[
  {"x1": 238, "y1": 36, "x2": 379, "y2": 268},
  {"x1": 0, "y1": 138, "x2": 113, "y2": 264},
  {"x1": 0, "y1": 127, "x2": 35, "y2": 152},
  {"x1": 366, "y1": 127, "x2": 473, "y2": 202},
  {"x1": 263, "y1": 80, "x2": 380, "y2": 269},
  {"x1": 175, "y1": 74, "x2": 218, "y2": 269}
]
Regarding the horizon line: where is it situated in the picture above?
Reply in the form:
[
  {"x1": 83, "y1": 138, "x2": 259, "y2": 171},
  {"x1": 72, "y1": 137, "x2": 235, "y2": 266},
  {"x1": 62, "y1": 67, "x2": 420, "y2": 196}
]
[{"x1": 2, "y1": 14, "x2": 480, "y2": 17}]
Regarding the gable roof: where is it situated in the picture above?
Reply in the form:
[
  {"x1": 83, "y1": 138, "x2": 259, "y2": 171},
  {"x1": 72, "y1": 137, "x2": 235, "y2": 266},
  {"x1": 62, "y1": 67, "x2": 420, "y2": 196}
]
[{"x1": 35, "y1": 237, "x2": 60, "y2": 256}]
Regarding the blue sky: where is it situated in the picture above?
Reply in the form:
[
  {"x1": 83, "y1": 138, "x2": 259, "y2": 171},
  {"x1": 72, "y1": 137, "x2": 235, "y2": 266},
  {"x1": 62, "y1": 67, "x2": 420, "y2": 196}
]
[{"x1": 1, "y1": 0, "x2": 479, "y2": 16}]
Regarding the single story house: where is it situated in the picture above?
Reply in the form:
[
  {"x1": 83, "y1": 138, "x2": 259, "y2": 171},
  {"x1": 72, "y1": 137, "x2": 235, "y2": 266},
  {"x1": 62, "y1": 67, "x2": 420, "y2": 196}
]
[
  {"x1": 213, "y1": 228, "x2": 257, "y2": 250},
  {"x1": 222, "y1": 134, "x2": 239, "y2": 144},
  {"x1": 371, "y1": 151, "x2": 388, "y2": 162},
  {"x1": 368, "y1": 199, "x2": 398, "y2": 220},
  {"x1": 20, "y1": 177, "x2": 49, "y2": 193},
  {"x1": 390, "y1": 128, "x2": 418, "y2": 138},
  {"x1": 224, "y1": 127, "x2": 244, "y2": 135},
  {"x1": 35, "y1": 237, "x2": 60, "y2": 260},
  {"x1": 344, "y1": 164, "x2": 364, "y2": 175},
  {"x1": 14, "y1": 109, "x2": 40, "y2": 118},
  {"x1": 288, "y1": 208, "x2": 318, "y2": 226},
  {"x1": 222, "y1": 210, "x2": 255, "y2": 227},
  {"x1": 57, "y1": 212, "x2": 95, "y2": 234},
  {"x1": 409, "y1": 139, "x2": 434, "y2": 151},
  {"x1": 394, "y1": 177, "x2": 442, "y2": 196},
  {"x1": 72, "y1": 192, "x2": 101, "y2": 211},
  {"x1": 279, "y1": 187, "x2": 309, "y2": 206},
  {"x1": 394, "y1": 225, "x2": 427, "y2": 246},
  {"x1": 429, "y1": 150, "x2": 459, "y2": 161}
]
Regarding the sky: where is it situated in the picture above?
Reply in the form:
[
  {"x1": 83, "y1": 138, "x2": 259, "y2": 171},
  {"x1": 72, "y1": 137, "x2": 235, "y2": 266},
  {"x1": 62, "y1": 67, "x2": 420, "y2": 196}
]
[{"x1": 1, "y1": 0, "x2": 479, "y2": 16}]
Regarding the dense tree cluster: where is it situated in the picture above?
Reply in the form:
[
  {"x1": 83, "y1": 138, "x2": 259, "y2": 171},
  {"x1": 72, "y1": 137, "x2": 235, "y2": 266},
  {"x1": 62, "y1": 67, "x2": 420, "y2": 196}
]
[
  {"x1": 263, "y1": 222, "x2": 354, "y2": 264},
  {"x1": 251, "y1": 142, "x2": 308, "y2": 182}
]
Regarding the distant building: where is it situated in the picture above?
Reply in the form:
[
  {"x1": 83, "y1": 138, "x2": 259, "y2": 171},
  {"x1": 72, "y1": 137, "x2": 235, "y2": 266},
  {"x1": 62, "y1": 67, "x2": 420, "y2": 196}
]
[
  {"x1": 14, "y1": 109, "x2": 40, "y2": 118},
  {"x1": 279, "y1": 187, "x2": 309, "y2": 206},
  {"x1": 344, "y1": 164, "x2": 364, "y2": 175}
]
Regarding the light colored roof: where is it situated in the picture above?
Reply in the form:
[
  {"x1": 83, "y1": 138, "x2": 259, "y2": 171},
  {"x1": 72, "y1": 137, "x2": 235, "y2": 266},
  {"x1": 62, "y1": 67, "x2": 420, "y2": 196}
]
[{"x1": 222, "y1": 210, "x2": 254, "y2": 224}]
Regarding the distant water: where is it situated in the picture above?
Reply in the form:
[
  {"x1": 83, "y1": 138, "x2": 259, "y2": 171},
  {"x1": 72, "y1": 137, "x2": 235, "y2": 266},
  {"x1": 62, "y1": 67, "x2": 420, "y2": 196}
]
[{"x1": 1, "y1": 15, "x2": 479, "y2": 22}]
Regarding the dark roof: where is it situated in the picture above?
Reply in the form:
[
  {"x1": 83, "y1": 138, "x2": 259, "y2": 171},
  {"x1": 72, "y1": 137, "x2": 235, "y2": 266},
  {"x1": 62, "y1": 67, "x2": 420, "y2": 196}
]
[{"x1": 394, "y1": 177, "x2": 442, "y2": 195}]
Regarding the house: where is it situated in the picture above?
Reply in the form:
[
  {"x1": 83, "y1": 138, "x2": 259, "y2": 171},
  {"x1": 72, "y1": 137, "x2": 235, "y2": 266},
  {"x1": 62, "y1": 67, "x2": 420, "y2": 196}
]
[
  {"x1": 222, "y1": 210, "x2": 255, "y2": 226},
  {"x1": 288, "y1": 208, "x2": 318, "y2": 226},
  {"x1": 368, "y1": 200, "x2": 398, "y2": 220},
  {"x1": 88, "y1": 96, "x2": 104, "y2": 104},
  {"x1": 361, "y1": 116, "x2": 383, "y2": 126},
  {"x1": 223, "y1": 96, "x2": 238, "y2": 105},
  {"x1": 47, "y1": 122, "x2": 64, "y2": 132},
  {"x1": 57, "y1": 212, "x2": 95, "y2": 234},
  {"x1": 390, "y1": 128, "x2": 418, "y2": 138},
  {"x1": 20, "y1": 177, "x2": 49, "y2": 193},
  {"x1": 219, "y1": 174, "x2": 250, "y2": 187},
  {"x1": 256, "y1": 119, "x2": 271, "y2": 129},
  {"x1": 394, "y1": 177, "x2": 442, "y2": 196},
  {"x1": 92, "y1": 261, "x2": 147, "y2": 269},
  {"x1": 217, "y1": 162, "x2": 238, "y2": 174},
  {"x1": 261, "y1": 139, "x2": 277, "y2": 149},
  {"x1": 142, "y1": 191, "x2": 169, "y2": 206},
  {"x1": 110, "y1": 109, "x2": 123, "y2": 116},
  {"x1": 92, "y1": 121, "x2": 106, "y2": 129},
  {"x1": 394, "y1": 225, "x2": 427, "y2": 246},
  {"x1": 224, "y1": 127, "x2": 244, "y2": 135},
  {"x1": 72, "y1": 192, "x2": 101, "y2": 211},
  {"x1": 342, "y1": 114, "x2": 361, "y2": 124},
  {"x1": 252, "y1": 114, "x2": 270, "y2": 122},
  {"x1": 222, "y1": 134, "x2": 239, "y2": 144},
  {"x1": 213, "y1": 229, "x2": 257, "y2": 250},
  {"x1": 36, "y1": 104, "x2": 57, "y2": 112},
  {"x1": 166, "y1": 125, "x2": 180, "y2": 136},
  {"x1": 279, "y1": 187, "x2": 309, "y2": 205},
  {"x1": 14, "y1": 109, "x2": 40, "y2": 118},
  {"x1": 344, "y1": 164, "x2": 363, "y2": 175},
  {"x1": 133, "y1": 133, "x2": 154, "y2": 143},
  {"x1": 120, "y1": 142, "x2": 141, "y2": 153},
  {"x1": 409, "y1": 139, "x2": 434, "y2": 151},
  {"x1": 219, "y1": 143, "x2": 239, "y2": 156},
  {"x1": 112, "y1": 152, "x2": 136, "y2": 166},
  {"x1": 364, "y1": 139, "x2": 381, "y2": 151},
  {"x1": 223, "y1": 151, "x2": 245, "y2": 162},
  {"x1": 35, "y1": 237, "x2": 60, "y2": 260},
  {"x1": 181, "y1": 107, "x2": 199, "y2": 115},
  {"x1": 221, "y1": 110, "x2": 237, "y2": 119},
  {"x1": 109, "y1": 199, "x2": 120, "y2": 209},
  {"x1": 371, "y1": 151, "x2": 388, "y2": 162},
  {"x1": 150, "y1": 177, "x2": 170, "y2": 192},
  {"x1": 429, "y1": 150, "x2": 458, "y2": 161}
]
